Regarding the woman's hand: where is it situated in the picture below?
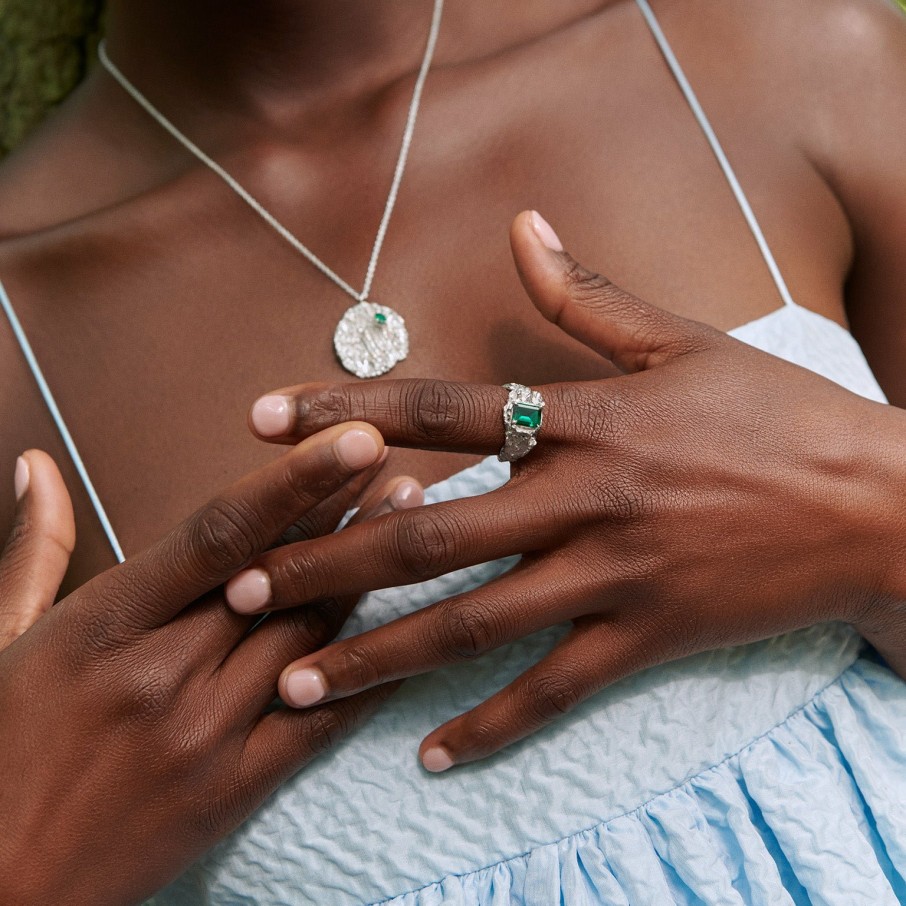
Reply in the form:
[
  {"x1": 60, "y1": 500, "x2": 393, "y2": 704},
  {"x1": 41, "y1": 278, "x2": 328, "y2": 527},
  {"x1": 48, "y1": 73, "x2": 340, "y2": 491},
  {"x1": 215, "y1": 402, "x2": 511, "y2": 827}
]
[
  {"x1": 229, "y1": 211, "x2": 906, "y2": 772},
  {"x1": 0, "y1": 426, "x2": 423, "y2": 905},
  {"x1": 0, "y1": 451, "x2": 76, "y2": 648}
]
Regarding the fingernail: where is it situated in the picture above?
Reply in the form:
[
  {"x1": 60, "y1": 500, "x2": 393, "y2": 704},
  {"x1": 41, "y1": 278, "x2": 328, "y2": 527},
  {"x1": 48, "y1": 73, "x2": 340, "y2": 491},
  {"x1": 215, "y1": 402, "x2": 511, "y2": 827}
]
[
  {"x1": 14, "y1": 456, "x2": 29, "y2": 502},
  {"x1": 225, "y1": 568, "x2": 271, "y2": 613},
  {"x1": 530, "y1": 211, "x2": 563, "y2": 252},
  {"x1": 284, "y1": 667, "x2": 327, "y2": 707},
  {"x1": 335, "y1": 429, "x2": 380, "y2": 470},
  {"x1": 422, "y1": 746, "x2": 454, "y2": 773},
  {"x1": 251, "y1": 395, "x2": 291, "y2": 437},
  {"x1": 364, "y1": 481, "x2": 423, "y2": 519},
  {"x1": 391, "y1": 481, "x2": 423, "y2": 510}
]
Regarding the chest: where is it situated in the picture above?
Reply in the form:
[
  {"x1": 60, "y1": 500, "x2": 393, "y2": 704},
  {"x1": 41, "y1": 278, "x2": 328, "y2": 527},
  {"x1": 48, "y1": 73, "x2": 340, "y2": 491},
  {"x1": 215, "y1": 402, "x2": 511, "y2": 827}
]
[{"x1": 0, "y1": 13, "x2": 851, "y2": 585}]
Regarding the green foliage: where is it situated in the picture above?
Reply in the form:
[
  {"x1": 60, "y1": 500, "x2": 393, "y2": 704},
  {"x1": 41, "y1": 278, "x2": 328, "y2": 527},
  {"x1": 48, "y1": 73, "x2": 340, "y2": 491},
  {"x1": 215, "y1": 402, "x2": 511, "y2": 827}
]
[{"x1": 0, "y1": 0, "x2": 104, "y2": 156}]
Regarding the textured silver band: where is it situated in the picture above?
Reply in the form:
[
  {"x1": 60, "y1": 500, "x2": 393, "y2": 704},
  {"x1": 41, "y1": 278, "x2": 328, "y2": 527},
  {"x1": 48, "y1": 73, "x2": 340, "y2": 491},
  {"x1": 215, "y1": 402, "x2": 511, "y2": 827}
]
[{"x1": 498, "y1": 383, "x2": 545, "y2": 463}]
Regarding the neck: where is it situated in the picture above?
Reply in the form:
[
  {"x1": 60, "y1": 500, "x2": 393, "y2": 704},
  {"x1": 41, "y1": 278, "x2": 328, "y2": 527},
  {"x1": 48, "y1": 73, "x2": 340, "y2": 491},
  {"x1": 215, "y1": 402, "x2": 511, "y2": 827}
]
[{"x1": 103, "y1": 1, "x2": 606, "y2": 122}]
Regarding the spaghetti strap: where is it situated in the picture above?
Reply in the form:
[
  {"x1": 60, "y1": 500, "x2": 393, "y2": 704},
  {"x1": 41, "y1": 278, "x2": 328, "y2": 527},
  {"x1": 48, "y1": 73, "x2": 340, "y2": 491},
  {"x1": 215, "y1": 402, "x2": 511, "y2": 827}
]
[
  {"x1": 634, "y1": 0, "x2": 797, "y2": 310},
  {"x1": 0, "y1": 278, "x2": 125, "y2": 562}
]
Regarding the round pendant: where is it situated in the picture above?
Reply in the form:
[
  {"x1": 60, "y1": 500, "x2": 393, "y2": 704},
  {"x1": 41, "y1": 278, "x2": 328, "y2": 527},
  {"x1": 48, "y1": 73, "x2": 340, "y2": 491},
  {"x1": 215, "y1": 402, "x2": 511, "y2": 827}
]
[{"x1": 333, "y1": 301, "x2": 409, "y2": 379}]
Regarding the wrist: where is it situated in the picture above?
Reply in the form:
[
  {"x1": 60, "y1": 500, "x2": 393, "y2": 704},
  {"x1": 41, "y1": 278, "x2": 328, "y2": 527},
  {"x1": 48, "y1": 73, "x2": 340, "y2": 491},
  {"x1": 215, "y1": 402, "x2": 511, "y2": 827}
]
[{"x1": 843, "y1": 403, "x2": 906, "y2": 644}]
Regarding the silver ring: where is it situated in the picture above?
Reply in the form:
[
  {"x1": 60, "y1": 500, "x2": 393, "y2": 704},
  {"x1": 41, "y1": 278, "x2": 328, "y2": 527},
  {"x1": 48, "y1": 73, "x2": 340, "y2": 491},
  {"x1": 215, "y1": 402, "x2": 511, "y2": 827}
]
[{"x1": 498, "y1": 383, "x2": 545, "y2": 463}]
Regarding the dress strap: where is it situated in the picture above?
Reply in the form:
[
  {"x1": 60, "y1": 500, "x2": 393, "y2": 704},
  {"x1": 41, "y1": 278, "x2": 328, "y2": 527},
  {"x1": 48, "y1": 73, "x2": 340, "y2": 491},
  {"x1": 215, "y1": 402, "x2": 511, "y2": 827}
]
[
  {"x1": 634, "y1": 0, "x2": 796, "y2": 309},
  {"x1": 0, "y1": 279, "x2": 125, "y2": 562}
]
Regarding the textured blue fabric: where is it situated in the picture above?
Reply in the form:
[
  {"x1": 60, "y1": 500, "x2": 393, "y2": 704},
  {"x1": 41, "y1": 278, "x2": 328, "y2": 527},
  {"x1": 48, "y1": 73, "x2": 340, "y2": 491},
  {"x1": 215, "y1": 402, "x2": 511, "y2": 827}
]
[{"x1": 373, "y1": 660, "x2": 906, "y2": 906}]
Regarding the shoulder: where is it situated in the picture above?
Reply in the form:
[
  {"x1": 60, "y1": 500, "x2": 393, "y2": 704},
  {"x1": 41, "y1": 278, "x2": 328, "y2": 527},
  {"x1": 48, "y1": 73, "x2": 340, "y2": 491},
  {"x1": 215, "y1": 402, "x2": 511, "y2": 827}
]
[
  {"x1": 651, "y1": 0, "x2": 904, "y2": 49},
  {"x1": 648, "y1": 0, "x2": 905, "y2": 97},
  {"x1": 648, "y1": 0, "x2": 906, "y2": 185}
]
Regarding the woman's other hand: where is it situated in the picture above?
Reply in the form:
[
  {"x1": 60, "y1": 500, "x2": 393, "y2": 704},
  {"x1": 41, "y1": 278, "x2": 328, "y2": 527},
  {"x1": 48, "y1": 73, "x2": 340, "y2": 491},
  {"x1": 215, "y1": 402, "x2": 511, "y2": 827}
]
[
  {"x1": 233, "y1": 212, "x2": 906, "y2": 772},
  {"x1": 0, "y1": 450, "x2": 75, "y2": 648},
  {"x1": 0, "y1": 425, "x2": 424, "y2": 905}
]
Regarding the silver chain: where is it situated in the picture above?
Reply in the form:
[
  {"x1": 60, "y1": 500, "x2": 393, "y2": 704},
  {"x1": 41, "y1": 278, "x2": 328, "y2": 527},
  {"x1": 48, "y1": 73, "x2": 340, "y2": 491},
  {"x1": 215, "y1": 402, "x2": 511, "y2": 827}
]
[{"x1": 98, "y1": 0, "x2": 444, "y2": 305}]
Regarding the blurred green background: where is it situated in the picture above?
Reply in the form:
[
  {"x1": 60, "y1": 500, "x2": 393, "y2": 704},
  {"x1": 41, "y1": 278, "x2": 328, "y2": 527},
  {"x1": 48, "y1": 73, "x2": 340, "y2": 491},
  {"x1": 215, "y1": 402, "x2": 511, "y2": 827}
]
[
  {"x1": 0, "y1": 0, "x2": 904, "y2": 158},
  {"x1": 0, "y1": 0, "x2": 103, "y2": 157}
]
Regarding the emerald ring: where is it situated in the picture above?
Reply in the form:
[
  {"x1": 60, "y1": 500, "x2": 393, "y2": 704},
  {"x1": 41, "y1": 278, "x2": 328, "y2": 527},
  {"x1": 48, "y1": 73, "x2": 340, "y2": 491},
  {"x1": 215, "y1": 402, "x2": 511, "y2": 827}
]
[{"x1": 498, "y1": 383, "x2": 545, "y2": 463}]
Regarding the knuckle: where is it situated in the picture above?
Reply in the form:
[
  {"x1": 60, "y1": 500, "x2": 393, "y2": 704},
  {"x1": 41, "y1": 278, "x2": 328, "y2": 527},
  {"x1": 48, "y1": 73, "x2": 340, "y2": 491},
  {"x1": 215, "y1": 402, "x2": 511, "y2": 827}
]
[
  {"x1": 278, "y1": 507, "x2": 336, "y2": 546},
  {"x1": 61, "y1": 589, "x2": 141, "y2": 666},
  {"x1": 558, "y1": 384, "x2": 628, "y2": 450},
  {"x1": 386, "y1": 510, "x2": 458, "y2": 583},
  {"x1": 186, "y1": 496, "x2": 264, "y2": 573},
  {"x1": 523, "y1": 671, "x2": 584, "y2": 723},
  {"x1": 402, "y1": 379, "x2": 468, "y2": 442},
  {"x1": 562, "y1": 259, "x2": 616, "y2": 303},
  {"x1": 167, "y1": 713, "x2": 223, "y2": 772},
  {"x1": 302, "y1": 383, "x2": 360, "y2": 427},
  {"x1": 460, "y1": 714, "x2": 505, "y2": 753},
  {"x1": 276, "y1": 456, "x2": 342, "y2": 508},
  {"x1": 581, "y1": 468, "x2": 651, "y2": 526},
  {"x1": 302, "y1": 707, "x2": 351, "y2": 757},
  {"x1": 603, "y1": 480, "x2": 649, "y2": 524},
  {"x1": 335, "y1": 644, "x2": 382, "y2": 689},
  {"x1": 116, "y1": 659, "x2": 182, "y2": 727},
  {"x1": 300, "y1": 597, "x2": 348, "y2": 644},
  {"x1": 268, "y1": 599, "x2": 348, "y2": 658},
  {"x1": 271, "y1": 548, "x2": 332, "y2": 604},
  {"x1": 435, "y1": 600, "x2": 499, "y2": 660}
]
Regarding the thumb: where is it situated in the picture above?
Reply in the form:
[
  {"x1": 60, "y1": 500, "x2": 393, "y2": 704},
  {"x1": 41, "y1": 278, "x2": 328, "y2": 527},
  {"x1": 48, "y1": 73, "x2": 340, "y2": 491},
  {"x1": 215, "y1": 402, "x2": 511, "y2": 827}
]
[
  {"x1": 510, "y1": 210, "x2": 716, "y2": 373},
  {"x1": 0, "y1": 450, "x2": 76, "y2": 648}
]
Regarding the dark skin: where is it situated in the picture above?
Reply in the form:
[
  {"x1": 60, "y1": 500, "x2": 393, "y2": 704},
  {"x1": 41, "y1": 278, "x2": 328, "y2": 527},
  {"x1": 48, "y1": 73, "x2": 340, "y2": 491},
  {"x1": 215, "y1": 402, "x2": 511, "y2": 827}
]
[
  {"x1": 3, "y1": 0, "x2": 905, "y2": 588},
  {"x1": 1, "y1": 0, "x2": 906, "y2": 899},
  {"x1": 242, "y1": 216, "x2": 906, "y2": 768},
  {"x1": 0, "y1": 427, "x2": 423, "y2": 904}
]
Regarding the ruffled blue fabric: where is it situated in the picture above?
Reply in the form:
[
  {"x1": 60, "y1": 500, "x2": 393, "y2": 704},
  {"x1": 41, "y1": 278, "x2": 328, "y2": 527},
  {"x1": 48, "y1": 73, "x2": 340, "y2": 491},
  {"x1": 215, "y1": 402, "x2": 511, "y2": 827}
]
[{"x1": 378, "y1": 658, "x2": 906, "y2": 906}]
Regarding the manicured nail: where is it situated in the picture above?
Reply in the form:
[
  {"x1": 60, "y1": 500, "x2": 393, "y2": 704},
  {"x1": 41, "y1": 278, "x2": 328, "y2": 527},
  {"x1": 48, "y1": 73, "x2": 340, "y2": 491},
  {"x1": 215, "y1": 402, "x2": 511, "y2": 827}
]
[
  {"x1": 530, "y1": 211, "x2": 563, "y2": 252},
  {"x1": 422, "y1": 746, "x2": 454, "y2": 773},
  {"x1": 251, "y1": 395, "x2": 291, "y2": 436},
  {"x1": 391, "y1": 481, "x2": 424, "y2": 510},
  {"x1": 225, "y1": 568, "x2": 271, "y2": 613},
  {"x1": 335, "y1": 429, "x2": 380, "y2": 470},
  {"x1": 14, "y1": 456, "x2": 29, "y2": 502},
  {"x1": 284, "y1": 667, "x2": 327, "y2": 707},
  {"x1": 363, "y1": 480, "x2": 424, "y2": 520}
]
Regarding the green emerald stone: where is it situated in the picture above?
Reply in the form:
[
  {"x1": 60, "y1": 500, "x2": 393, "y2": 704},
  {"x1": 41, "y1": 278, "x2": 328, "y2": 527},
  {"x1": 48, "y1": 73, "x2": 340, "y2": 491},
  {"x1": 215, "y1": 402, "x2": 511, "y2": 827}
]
[
  {"x1": 511, "y1": 402, "x2": 542, "y2": 429},
  {"x1": 374, "y1": 312, "x2": 388, "y2": 326}
]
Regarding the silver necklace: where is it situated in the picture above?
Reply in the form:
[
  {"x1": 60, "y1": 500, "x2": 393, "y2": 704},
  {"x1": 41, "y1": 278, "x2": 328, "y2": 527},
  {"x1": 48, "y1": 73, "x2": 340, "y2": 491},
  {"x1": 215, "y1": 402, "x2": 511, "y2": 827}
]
[{"x1": 98, "y1": 0, "x2": 443, "y2": 379}]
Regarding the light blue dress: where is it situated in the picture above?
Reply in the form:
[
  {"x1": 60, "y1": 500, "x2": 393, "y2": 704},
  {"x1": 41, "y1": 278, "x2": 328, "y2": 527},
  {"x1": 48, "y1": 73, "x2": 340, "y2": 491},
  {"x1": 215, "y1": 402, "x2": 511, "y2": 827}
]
[{"x1": 2, "y1": 2, "x2": 905, "y2": 903}]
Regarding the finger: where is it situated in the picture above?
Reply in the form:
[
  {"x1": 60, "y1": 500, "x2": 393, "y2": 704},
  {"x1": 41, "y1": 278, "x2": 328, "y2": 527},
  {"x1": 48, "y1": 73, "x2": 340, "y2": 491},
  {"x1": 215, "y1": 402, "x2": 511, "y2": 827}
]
[
  {"x1": 418, "y1": 617, "x2": 651, "y2": 770},
  {"x1": 82, "y1": 423, "x2": 385, "y2": 630},
  {"x1": 274, "y1": 458, "x2": 387, "y2": 547},
  {"x1": 345, "y1": 475, "x2": 424, "y2": 526},
  {"x1": 510, "y1": 210, "x2": 717, "y2": 372},
  {"x1": 218, "y1": 478, "x2": 424, "y2": 714},
  {"x1": 224, "y1": 484, "x2": 551, "y2": 615},
  {"x1": 238, "y1": 683, "x2": 400, "y2": 802},
  {"x1": 0, "y1": 451, "x2": 75, "y2": 647},
  {"x1": 249, "y1": 378, "x2": 511, "y2": 451},
  {"x1": 219, "y1": 596, "x2": 359, "y2": 717},
  {"x1": 275, "y1": 561, "x2": 590, "y2": 708},
  {"x1": 151, "y1": 464, "x2": 406, "y2": 660}
]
